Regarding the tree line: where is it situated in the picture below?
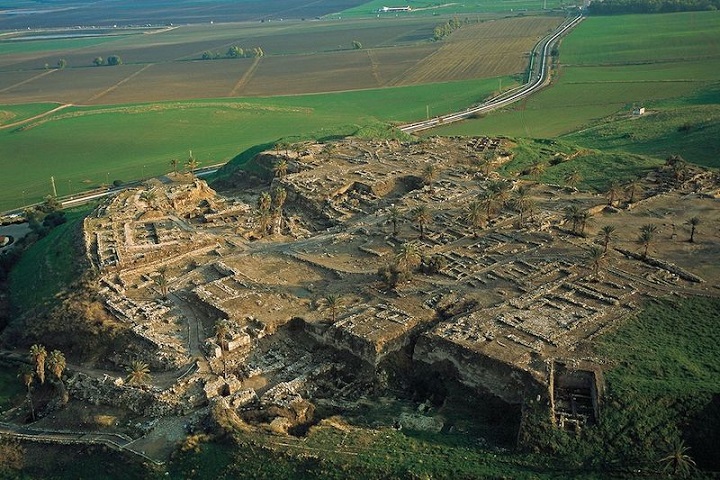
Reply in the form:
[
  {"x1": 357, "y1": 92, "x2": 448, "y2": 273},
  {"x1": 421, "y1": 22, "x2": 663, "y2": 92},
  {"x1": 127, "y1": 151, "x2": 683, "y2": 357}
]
[
  {"x1": 202, "y1": 45, "x2": 264, "y2": 60},
  {"x1": 587, "y1": 0, "x2": 719, "y2": 14}
]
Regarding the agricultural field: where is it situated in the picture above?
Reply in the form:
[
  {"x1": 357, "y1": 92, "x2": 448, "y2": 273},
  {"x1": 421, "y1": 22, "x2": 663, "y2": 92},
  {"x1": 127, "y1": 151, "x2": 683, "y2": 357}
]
[
  {"x1": 0, "y1": 14, "x2": 559, "y2": 211},
  {"x1": 0, "y1": 0, "x2": 369, "y2": 30},
  {"x1": 0, "y1": 77, "x2": 511, "y2": 211},
  {"x1": 0, "y1": 16, "x2": 558, "y2": 104},
  {"x1": 432, "y1": 11, "x2": 720, "y2": 166},
  {"x1": 339, "y1": 0, "x2": 569, "y2": 17}
]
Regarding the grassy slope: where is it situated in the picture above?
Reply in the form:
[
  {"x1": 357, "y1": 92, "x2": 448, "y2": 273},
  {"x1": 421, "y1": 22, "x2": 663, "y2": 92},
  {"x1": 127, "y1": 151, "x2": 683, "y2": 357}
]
[
  {"x1": 431, "y1": 12, "x2": 720, "y2": 168},
  {"x1": 8, "y1": 209, "x2": 89, "y2": 314},
  {"x1": 339, "y1": 0, "x2": 568, "y2": 17},
  {"x1": 0, "y1": 76, "x2": 512, "y2": 211}
]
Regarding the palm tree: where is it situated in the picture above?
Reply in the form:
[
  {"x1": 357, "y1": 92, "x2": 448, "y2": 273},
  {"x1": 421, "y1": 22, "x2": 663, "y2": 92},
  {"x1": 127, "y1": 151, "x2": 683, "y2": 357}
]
[
  {"x1": 563, "y1": 205, "x2": 581, "y2": 234},
  {"x1": 578, "y1": 211, "x2": 591, "y2": 236},
  {"x1": 475, "y1": 152, "x2": 493, "y2": 176},
  {"x1": 585, "y1": 246, "x2": 605, "y2": 278},
  {"x1": 410, "y1": 205, "x2": 432, "y2": 239},
  {"x1": 511, "y1": 184, "x2": 533, "y2": 226},
  {"x1": 488, "y1": 180, "x2": 512, "y2": 208},
  {"x1": 214, "y1": 319, "x2": 229, "y2": 377},
  {"x1": 185, "y1": 151, "x2": 200, "y2": 174},
  {"x1": 606, "y1": 181, "x2": 621, "y2": 206},
  {"x1": 255, "y1": 208, "x2": 272, "y2": 236},
  {"x1": 666, "y1": 155, "x2": 688, "y2": 186},
  {"x1": 322, "y1": 294, "x2": 342, "y2": 323},
  {"x1": 126, "y1": 361, "x2": 152, "y2": 386},
  {"x1": 395, "y1": 242, "x2": 422, "y2": 273},
  {"x1": 463, "y1": 200, "x2": 485, "y2": 237},
  {"x1": 659, "y1": 439, "x2": 696, "y2": 478},
  {"x1": 564, "y1": 170, "x2": 582, "y2": 190},
  {"x1": 637, "y1": 224, "x2": 657, "y2": 257},
  {"x1": 422, "y1": 164, "x2": 439, "y2": 190},
  {"x1": 686, "y1": 217, "x2": 700, "y2": 243},
  {"x1": 29, "y1": 344, "x2": 47, "y2": 385},
  {"x1": 527, "y1": 159, "x2": 545, "y2": 181},
  {"x1": 273, "y1": 159, "x2": 288, "y2": 178},
  {"x1": 478, "y1": 189, "x2": 496, "y2": 220},
  {"x1": 257, "y1": 192, "x2": 272, "y2": 212},
  {"x1": 625, "y1": 179, "x2": 642, "y2": 203},
  {"x1": 169, "y1": 158, "x2": 179, "y2": 174},
  {"x1": 18, "y1": 365, "x2": 35, "y2": 421},
  {"x1": 46, "y1": 350, "x2": 68, "y2": 405},
  {"x1": 387, "y1": 205, "x2": 402, "y2": 236},
  {"x1": 272, "y1": 187, "x2": 287, "y2": 211},
  {"x1": 597, "y1": 225, "x2": 617, "y2": 253},
  {"x1": 154, "y1": 268, "x2": 169, "y2": 298}
]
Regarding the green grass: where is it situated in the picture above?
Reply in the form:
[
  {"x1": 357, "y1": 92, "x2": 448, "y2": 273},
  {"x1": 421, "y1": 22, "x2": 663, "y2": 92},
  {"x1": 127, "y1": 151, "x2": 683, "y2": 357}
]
[
  {"x1": 430, "y1": 11, "x2": 720, "y2": 165},
  {"x1": 9, "y1": 208, "x2": 90, "y2": 314},
  {"x1": 0, "y1": 35, "x2": 127, "y2": 56},
  {"x1": 0, "y1": 368, "x2": 25, "y2": 412},
  {"x1": 497, "y1": 138, "x2": 663, "y2": 190},
  {"x1": 337, "y1": 0, "x2": 569, "y2": 17},
  {"x1": 0, "y1": 103, "x2": 60, "y2": 126},
  {"x1": 0, "y1": 76, "x2": 510, "y2": 211}
]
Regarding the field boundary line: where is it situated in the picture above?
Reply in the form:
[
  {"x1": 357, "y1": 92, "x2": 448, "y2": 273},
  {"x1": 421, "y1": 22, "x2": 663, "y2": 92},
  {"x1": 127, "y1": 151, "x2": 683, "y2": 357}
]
[
  {"x1": 0, "y1": 68, "x2": 57, "y2": 95},
  {"x1": 230, "y1": 57, "x2": 262, "y2": 96},
  {"x1": 0, "y1": 103, "x2": 72, "y2": 130},
  {"x1": 366, "y1": 49, "x2": 384, "y2": 86},
  {"x1": 84, "y1": 64, "x2": 154, "y2": 104}
]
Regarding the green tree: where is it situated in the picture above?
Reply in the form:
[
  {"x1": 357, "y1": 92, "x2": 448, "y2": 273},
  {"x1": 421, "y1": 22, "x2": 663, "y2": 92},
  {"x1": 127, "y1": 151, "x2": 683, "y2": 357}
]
[
  {"x1": 659, "y1": 439, "x2": 696, "y2": 478},
  {"x1": 57, "y1": 58, "x2": 67, "y2": 69},
  {"x1": 395, "y1": 242, "x2": 422, "y2": 273},
  {"x1": 154, "y1": 268, "x2": 169, "y2": 298},
  {"x1": 637, "y1": 224, "x2": 657, "y2": 257},
  {"x1": 527, "y1": 159, "x2": 545, "y2": 180},
  {"x1": 185, "y1": 151, "x2": 200, "y2": 173},
  {"x1": 422, "y1": 164, "x2": 439, "y2": 190},
  {"x1": 478, "y1": 189, "x2": 496, "y2": 220},
  {"x1": 686, "y1": 216, "x2": 700, "y2": 243},
  {"x1": 169, "y1": 158, "x2": 179, "y2": 173},
  {"x1": 93, "y1": 56, "x2": 104, "y2": 66},
  {"x1": 227, "y1": 46, "x2": 244, "y2": 58},
  {"x1": 322, "y1": 294, "x2": 342, "y2": 323},
  {"x1": 463, "y1": 200, "x2": 485, "y2": 237},
  {"x1": 273, "y1": 159, "x2": 288, "y2": 178},
  {"x1": 488, "y1": 180, "x2": 512, "y2": 208},
  {"x1": 126, "y1": 361, "x2": 152, "y2": 386},
  {"x1": 18, "y1": 365, "x2": 35, "y2": 421},
  {"x1": 352, "y1": 40, "x2": 363, "y2": 49},
  {"x1": 387, "y1": 205, "x2": 402, "y2": 236},
  {"x1": 202, "y1": 51, "x2": 213, "y2": 60},
  {"x1": 46, "y1": 350, "x2": 68, "y2": 405},
  {"x1": 597, "y1": 225, "x2": 617, "y2": 253},
  {"x1": 563, "y1": 205, "x2": 581, "y2": 234},
  {"x1": 585, "y1": 245, "x2": 604, "y2": 278},
  {"x1": 29, "y1": 344, "x2": 47, "y2": 385},
  {"x1": 410, "y1": 205, "x2": 432, "y2": 239},
  {"x1": 606, "y1": 181, "x2": 622, "y2": 205},
  {"x1": 564, "y1": 169, "x2": 582, "y2": 190},
  {"x1": 107, "y1": 55, "x2": 122, "y2": 66},
  {"x1": 511, "y1": 184, "x2": 533, "y2": 226}
]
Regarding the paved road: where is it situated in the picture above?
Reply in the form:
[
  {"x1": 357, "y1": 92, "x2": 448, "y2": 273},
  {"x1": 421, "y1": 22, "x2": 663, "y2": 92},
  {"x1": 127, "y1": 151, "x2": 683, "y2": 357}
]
[{"x1": 399, "y1": 14, "x2": 585, "y2": 134}]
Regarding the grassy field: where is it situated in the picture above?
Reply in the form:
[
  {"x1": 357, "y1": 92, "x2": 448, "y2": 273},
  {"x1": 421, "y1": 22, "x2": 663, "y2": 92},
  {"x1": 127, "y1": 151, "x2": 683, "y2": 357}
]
[
  {"x1": 431, "y1": 11, "x2": 720, "y2": 166},
  {"x1": 338, "y1": 0, "x2": 570, "y2": 17},
  {"x1": 0, "y1": 76, "x2": 513, "y2": 211}
]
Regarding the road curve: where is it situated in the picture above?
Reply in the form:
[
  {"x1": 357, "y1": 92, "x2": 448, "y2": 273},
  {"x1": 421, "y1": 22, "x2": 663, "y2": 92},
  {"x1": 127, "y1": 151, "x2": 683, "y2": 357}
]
[{"x1": 400, "y1": 14, "x2": 584, "y2": 134}]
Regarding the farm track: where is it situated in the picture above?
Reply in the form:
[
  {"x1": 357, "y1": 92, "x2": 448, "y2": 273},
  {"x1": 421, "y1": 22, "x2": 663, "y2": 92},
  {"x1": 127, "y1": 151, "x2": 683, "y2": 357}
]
[
  {"x1": 0, "y1": 103, "x2": 72, "y2": 130},
  {"x1": 229, "y1": 57, "x2": 262, "y2": 96}
]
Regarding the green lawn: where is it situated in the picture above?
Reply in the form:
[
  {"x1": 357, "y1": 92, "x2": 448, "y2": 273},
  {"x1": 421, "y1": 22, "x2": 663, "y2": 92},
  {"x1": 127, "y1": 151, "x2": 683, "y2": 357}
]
[{"x1": 0, "y1": 76, "x2": 512, "y2": 211}]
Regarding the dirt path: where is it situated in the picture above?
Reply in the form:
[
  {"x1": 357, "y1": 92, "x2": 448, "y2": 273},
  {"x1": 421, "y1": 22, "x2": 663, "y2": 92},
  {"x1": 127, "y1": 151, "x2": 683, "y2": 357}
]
[
  {"x1": 84, "y1": 64, "x2": 154, "y2": 104},
  {"x1": 0, "y1": 102, "x2": 72, "y2": 130},
  {"x1": 229, "y1": 57, "x2": 261, "y2": 96}
]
